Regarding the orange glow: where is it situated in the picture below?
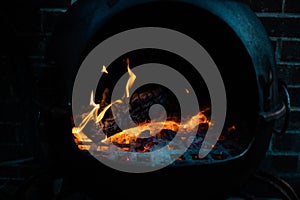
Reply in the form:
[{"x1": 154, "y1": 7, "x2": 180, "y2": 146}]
[
  {"x1": 102, "y1": 111, "x2": 210, "y2": 146},
  {"x1": 227, "y1": 125, "x2": 236, "y2": 132}
]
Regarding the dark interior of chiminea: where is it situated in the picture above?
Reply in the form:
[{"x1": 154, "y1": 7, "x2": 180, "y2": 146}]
[{"x1": 70, "y1": 1, "x2": 260, "y2": 166}]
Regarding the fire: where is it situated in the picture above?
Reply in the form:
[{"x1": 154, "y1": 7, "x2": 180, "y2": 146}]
[
  {"x1": 72, "y1": 59, "x2": 212, "y2": 153},
  {"x1": 72, "y1": 92, "x2": 121, "y2": 134},
  {"x1": 72, "y1": 91, "x2": 99, "y2": 135},
  {"x1": 125, "y1": 58, "x2": 136, "y2": 98},
  {"x1": 101, "y1": 111, "x2": 210, "y2": 145}
]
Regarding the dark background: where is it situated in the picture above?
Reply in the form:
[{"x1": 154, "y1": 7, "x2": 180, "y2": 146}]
[{"x1": 0, "y1": 0, "x2": 299, "y2": 199}]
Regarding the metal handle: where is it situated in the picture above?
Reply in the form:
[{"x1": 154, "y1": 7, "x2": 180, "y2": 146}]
[{"x1": 273, "y1": 81, "x2": 291, "y2": 135}]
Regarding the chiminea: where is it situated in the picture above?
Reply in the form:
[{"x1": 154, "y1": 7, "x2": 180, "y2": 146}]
[{"x1": 43, "y1": 0, "x2": 289, "y2": 199}]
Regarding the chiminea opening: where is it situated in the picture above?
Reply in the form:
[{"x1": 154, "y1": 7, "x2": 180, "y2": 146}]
[
  {"x1": 44, "y1": 0, "x2": 288, "y2": 199},
  {"x1": 72, "y1": 47, "x2": 256, "y2": 163}
]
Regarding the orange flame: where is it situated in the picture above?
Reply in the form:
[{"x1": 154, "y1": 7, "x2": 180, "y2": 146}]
[
  {"x1": 72, "y1": 59, "x2": 135, "y2": 137},
  {"x1": 72, "y1": 92, "x2": 122, "y2": 134},
  {"x1": 101, "y1": 65, "x2": 108, "y2": 74},
  {"x1": 72, "y1": 90, "x2": 99, "y2": 135},
  {"x1": 125, "y1": 58, "x2": 136, "y2": 98}
]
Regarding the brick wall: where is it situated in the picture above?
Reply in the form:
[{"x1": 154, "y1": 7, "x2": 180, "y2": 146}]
[
  {"x1": 243, "y1": 0, "x2": 300, "y2": 194},
  {"x1": 0, "y1": 0, "x2": 73, "y2": 195},
  {"x1": 0, "y1": 0, "x2": 299, "y2": 197}
]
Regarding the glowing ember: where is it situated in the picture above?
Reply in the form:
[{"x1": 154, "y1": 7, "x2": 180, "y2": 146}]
[{"x1": 101, "y1": 111, "x2": 210, "y2": 145}]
